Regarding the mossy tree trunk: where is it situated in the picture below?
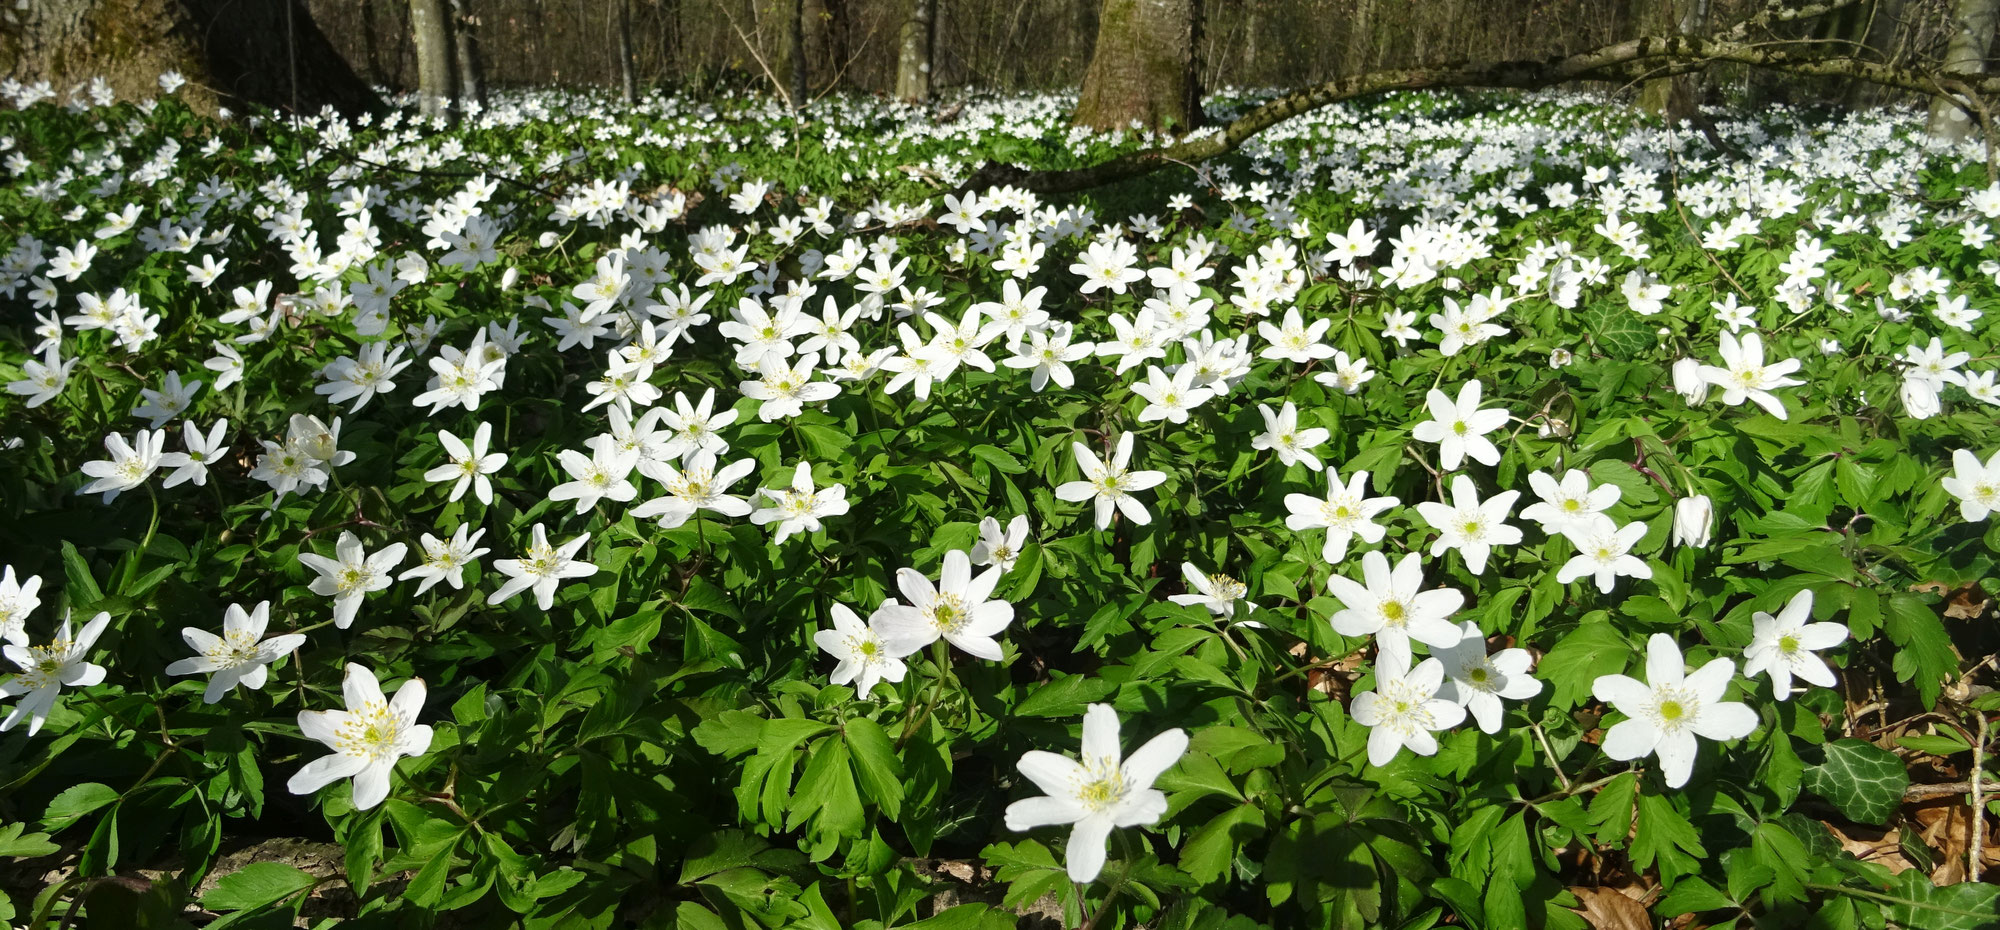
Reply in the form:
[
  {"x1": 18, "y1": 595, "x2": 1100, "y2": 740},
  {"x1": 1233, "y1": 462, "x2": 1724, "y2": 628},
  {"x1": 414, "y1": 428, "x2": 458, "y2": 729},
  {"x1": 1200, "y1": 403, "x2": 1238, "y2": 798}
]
[
  {"x1": 1929, "y1": 0, "x2": 2000, "y2": 139},
  {"x1": 1634, "y1": 0, "x2": 1707, "y2": 119},
  {"x1": 0, "y1": 0, "x2": 379, "y2": 117},
  {"x1": 1072, "y1": 0, "x2": 1203, "y2": 132},
  {"x1": 895, "y1": 0, "x2": 935, "y2": 101}
]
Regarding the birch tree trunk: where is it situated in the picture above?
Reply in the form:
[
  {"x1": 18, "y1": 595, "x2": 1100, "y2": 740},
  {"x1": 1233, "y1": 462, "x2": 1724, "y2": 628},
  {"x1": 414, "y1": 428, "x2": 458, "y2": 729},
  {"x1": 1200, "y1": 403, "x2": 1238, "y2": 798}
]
[
  {"x1": 895, "y1": 0, "x2": 935, "y2": 102},
  {"x1": 1071, "y1": 0, "x2": 1203, "y2": 132},
  {"x1": 1928, "y1": 0, "x2": 2000, "y2": 139},
  {"x1": 409, "y1": 0, "x2": 454, "y2": 119}
]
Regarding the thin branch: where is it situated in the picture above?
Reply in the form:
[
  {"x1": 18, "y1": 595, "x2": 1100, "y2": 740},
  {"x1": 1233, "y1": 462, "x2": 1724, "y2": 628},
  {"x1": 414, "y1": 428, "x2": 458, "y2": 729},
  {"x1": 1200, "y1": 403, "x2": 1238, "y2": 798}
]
[{"x1": 713, "y1": 0, "x2": 795, "y2": 111}]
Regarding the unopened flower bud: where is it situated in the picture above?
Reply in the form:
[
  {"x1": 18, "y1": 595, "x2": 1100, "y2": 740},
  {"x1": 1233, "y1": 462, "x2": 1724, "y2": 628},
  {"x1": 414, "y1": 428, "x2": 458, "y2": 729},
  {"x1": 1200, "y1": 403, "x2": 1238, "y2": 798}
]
[
  {"x1": 1672, "y1": 357, "x2": 1707, "y2": 404},
  {"x1": 1673, "y1": 494, "x2": 1714, "y2": 548}
]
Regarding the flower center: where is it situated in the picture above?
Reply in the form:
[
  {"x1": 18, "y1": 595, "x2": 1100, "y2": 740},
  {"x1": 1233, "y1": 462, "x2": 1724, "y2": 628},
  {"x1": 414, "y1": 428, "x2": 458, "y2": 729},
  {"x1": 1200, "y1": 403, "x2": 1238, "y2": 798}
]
[
  {"x1": 333, "y1": 700, "x2": 409, "y2": 762},
  {"x1": 930, "y1": 594, "x2": 971, "y2": 634}
]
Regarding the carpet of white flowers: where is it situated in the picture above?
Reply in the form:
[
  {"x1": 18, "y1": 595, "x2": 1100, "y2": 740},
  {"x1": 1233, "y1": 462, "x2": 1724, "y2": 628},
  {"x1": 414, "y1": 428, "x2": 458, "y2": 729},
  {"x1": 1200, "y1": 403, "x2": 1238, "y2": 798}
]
[{"x1": 2, "y1": 75, "x2": 2000, "y2": 929}]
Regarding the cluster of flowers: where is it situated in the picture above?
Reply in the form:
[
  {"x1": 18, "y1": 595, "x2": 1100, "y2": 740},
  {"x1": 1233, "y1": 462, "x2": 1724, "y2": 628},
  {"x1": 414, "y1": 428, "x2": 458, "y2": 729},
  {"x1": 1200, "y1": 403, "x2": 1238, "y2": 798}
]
[{"x1": 3, "y1": 74, "x2": 1999, "y2": 886}]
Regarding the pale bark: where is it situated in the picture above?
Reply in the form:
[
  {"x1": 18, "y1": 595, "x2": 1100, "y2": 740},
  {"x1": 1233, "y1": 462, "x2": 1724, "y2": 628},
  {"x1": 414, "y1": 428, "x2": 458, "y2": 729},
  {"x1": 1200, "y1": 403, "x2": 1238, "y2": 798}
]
[
  {"x1": 895, "y1": 0, "x2": 935, "y2": 101},
  {"x1": 1929, "y1": 0, "x2": 2000, "y2": 139},
  {"x1": 1072, "y1": 0, "x2": 1202, "y2": 132},
  {"x1": 409, "y1": 0, "x2": 453, "y2": 119}
]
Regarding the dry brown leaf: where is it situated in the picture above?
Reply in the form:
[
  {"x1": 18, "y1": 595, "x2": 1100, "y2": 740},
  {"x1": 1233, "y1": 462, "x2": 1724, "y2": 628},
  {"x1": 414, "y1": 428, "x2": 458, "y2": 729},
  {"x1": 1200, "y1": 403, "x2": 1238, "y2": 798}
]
[
  {"x1": 1569, "y1": 886, "x2": 1652, "y2": 930},
  {"x1": 1913, "y1": 801, "x2": 1973, "y2": 885},
  {"x1": 1823, "y1": 821, "x2": 1917, "y2": 875}
]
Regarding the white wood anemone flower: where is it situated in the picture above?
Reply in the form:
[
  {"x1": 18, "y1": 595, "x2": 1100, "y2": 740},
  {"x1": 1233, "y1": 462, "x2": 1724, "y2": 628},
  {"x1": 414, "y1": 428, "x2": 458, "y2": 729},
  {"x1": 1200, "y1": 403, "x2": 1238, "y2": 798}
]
[
  {"x1": 873, "y1": 549, "x2": 1014, "y2": 660},
  {"x1": 488, "y1": 524, "x2": 599, "y2": 611},
  {"x1": 1323, "y1": 550, "x2": 1465, "y2": 669},
  {"x1": 297, "y1": 530, "x2": 407, "y2": 630},
  {"x1": 1432, "y1": 619, "x2": 1544, "y2": 733},
  {"x1": 812, "y1": 602, "x2": 918, "y2": 699},
  {"x1": 289, "y1": 663, "x2": 433, "y2": 811},
  {"x1": 1942, "y1": 448, "x2": 2000, "y2": 522},
  {"x1": 1742, "y1": 590, "x2": 1849, "y2": 701},
  {"x1": 1349, "y1": 649, "x2": 1465, "y2": 766},
  {"x1": 166, "y1": 601, "x2": 307, "y2": 704},
  {"x1": 1, "y1": 610, "x2": 110, "y2": 736},
  {"x1": 1282, "y1": 467, "x2": 1397, "y2": 564},
  {"x1": 1005, "y1": 704, "x2": 1188, "y2": 883},
  {"x1": 1592, "y1": 634, "x2": 1758, "y2": 788},
  {"x1": 1409, "y1": 379, "x2": 1509, "y2": 472},
  {"x1": 1054, "y1": 432, "x2": 1168, "y2": 530}
]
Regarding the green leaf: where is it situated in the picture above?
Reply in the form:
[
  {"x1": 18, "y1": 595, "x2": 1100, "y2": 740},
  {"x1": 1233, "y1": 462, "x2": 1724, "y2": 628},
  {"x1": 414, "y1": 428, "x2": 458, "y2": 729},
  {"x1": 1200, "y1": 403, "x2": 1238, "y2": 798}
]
[
  {"x1": 1629, "y1": 793, "x2": 1704, "y2": 883},
  {"x1": 969, "y1": 444, "x2": 1026, "y2": 474},
  {"x1": 1656, "y1": 876, "x2": 1735, "y2": 916},
  {"x1": 42, "y1": 783, "x2": 118, "y2": 831},
  {"x1": 1014, "y1": 672, "x2": 1116, "y2": 717},
  {"x1": 1885, "y1": 594, "x2": 1958, "y2": 709},
  {"x1": 844, "y1": 717, "x2": 905, "y2": 820},
  {"x1": 1540, "y1": 621, "x2": 1631, "y2": 708},
  {"x1": 201, "y1": 862, "x2": 318, "y2": 912},
  {"x1": 61, "y1": 541, "x2": 105, "y2": 610},
  {"x1": 1179, "y1": 805, "x2": 1265, "y2": 884},
  {"x1": 1584, "y1": 304, "x2": 1652, "y2": 359},
  {"x1": 0, "y1": 823, "x2": 59, "y2": 858},
  {"x1": 1882, "y1": 868, "x2": 2000, "y2": 929},
  {"x1": 1803, "y1": 739, "x2": 1909, "y2": 825},
  {"x1": 1899, "y1": 733, "x2": 1972, "y2": 757}
]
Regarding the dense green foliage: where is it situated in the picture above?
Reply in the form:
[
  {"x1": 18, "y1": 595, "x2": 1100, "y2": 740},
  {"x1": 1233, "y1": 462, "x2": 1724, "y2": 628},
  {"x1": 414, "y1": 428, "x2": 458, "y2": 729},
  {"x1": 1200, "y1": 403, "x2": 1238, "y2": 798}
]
[{"x1": 1, "y1": 83, "x2": 1999, "y2": 929}]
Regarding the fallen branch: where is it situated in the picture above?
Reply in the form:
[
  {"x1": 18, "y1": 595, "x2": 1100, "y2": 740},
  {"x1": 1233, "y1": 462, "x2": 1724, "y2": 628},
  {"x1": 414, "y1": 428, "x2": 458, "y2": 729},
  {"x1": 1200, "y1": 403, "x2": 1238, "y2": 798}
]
[
  {"x1": 1903, "y1": 780, "x2": 2000, "y2": 802},
  {"x1": 958, "y1": 31, "x2": 2000, "y2": 196}
]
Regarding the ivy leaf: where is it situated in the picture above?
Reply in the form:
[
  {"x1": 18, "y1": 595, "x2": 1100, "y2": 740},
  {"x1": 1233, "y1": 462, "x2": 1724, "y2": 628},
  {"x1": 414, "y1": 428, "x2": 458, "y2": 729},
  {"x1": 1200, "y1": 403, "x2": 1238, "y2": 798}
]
[
  {"x1": 1803, "y1": 739, "x2": 1908, "y2": 825},
  {"x1": 1882, "y1": 868, "x2": 2000, "y2": 929},
  {"x1": 1584, "y1": 304, "x2": 1652, "y2": 359}
]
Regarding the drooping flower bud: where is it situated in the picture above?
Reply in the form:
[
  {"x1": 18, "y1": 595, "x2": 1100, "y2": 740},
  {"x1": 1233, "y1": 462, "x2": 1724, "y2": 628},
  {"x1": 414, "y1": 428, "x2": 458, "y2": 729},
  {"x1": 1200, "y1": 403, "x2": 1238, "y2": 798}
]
[
  {"x1": 1672, "y1": 357, "x2": 1707, "y2": 405},
  {"x1": 1673, "y1": 494, "x2": 1714, "y2": 548}
]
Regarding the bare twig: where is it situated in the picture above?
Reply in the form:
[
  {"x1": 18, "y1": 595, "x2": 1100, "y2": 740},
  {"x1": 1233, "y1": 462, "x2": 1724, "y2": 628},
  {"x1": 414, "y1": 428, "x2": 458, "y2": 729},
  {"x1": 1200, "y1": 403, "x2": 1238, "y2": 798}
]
[
  {"x1": 1974, "y1": 712, "x2": 1989, "y2": 881},
  {"x1": 713, "y1": 0, "x2": 795, "y2": 111},
  {"x1": 1904, "y1": 779, "x2": 2000, "y2": 801}
]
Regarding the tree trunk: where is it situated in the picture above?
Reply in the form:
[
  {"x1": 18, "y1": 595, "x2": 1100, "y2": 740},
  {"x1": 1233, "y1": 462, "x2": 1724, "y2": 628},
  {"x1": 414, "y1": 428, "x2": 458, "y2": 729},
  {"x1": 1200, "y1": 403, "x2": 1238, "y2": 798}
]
[
  {"x1": 616, "y1": 0, "x2": 637, "y2": 103},
  {"x1": 820, "y1": 0, "x2": 851, "y2": 89},
  {"x1": 0, "y1": 0, "x2": 379, "y2": 117},
  {"x1": 1844, "y1": 0, "x2": 1906, "y2": 107},
  {"x1": 1241, "y1": 0, "x2": 1258, "y2": 85},
  {"x1": 895, "y1": 0, "x2": 934, "y2": 101},
  {"x1": 1929, "y1": 0, "x2": 1999, "y2": 139},
  {"x1": 790, "y1": 0, "x2": 808, "y2": 106},
  {"x1": 408, "y1": 0, "x2": 453, "y2": 119},
  {"x1": 1072, "y1": 0, "x2": 1202, "y2": 132},
  {"x1": 447, "y1": 0, "x2": 485, "y2": 111}
]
